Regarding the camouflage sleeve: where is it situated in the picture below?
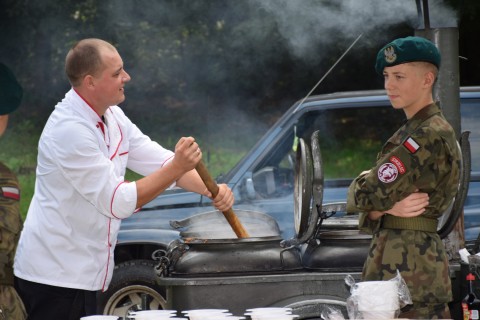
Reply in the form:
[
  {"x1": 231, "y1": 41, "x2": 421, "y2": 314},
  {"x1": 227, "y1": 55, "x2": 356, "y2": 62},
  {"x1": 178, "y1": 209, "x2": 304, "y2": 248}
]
[
  {"x1": 0, "y1": 163, "x2": 22, "y2": 284},
  {"x1": 346, "y1": 172, "x2": 380, "y2": 234},
  {"x1": 346, "y1": 171, "x2": 368, "y2": 213},
  {"x1": 357, "y1": 211, "x2": 379, "y2": 234},
  {"x1": 347, "y1": 125, "x2": 446, "y2": 214}
]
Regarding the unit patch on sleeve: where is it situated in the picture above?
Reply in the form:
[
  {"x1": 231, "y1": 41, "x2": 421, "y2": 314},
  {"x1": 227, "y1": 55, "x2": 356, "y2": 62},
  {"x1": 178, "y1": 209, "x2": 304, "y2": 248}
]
[
  {"x1": 403, "y1": 137, "x2": 420, "y2": 154},
  {"x1": 377, "y1": 163, "x2": 398, "y2": 183}
]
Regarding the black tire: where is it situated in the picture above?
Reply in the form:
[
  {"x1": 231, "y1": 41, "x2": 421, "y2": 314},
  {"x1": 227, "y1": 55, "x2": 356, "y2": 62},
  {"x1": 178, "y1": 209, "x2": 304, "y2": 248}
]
[{"x1": 96, "y1": 259, "x2": 167, "y2": 317}]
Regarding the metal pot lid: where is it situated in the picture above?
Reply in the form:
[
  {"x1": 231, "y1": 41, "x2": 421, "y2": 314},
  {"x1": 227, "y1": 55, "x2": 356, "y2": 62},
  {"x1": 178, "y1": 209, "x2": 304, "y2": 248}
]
[
  {"x1": 170, "y1": 209, "x2": 281, "y2": 240},
  {"x1": 283, "y1": 131, "x2": 324, "y2": 247},
  {"x1": 310, "y1": 130, "x2": 324, "y2": 229},
  {"x1": 293, "y1": 136, "x2": 313, "y2": 240}
]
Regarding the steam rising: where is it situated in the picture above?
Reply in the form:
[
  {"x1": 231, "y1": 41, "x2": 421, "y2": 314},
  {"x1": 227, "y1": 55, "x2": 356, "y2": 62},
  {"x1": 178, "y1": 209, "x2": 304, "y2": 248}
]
[
  {"x1": 255, "y1": 0, "x2": 457, "y2": 60},
  {"x1": 0, "y1": 0, "x2": 459, "y2": 152},
  {"x1": 110, "y1": 0, "x2": 457, "y2": 149}
]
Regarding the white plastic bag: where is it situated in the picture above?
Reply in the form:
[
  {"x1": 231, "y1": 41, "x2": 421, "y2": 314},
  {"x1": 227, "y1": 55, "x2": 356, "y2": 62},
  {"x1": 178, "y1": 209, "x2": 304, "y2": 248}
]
[
  {"x1": 321, "y1": 306, "x2": 345, "y2": 320},
  {"x1": 345, "y1": 270, "x2": 412, "y2": 319}
]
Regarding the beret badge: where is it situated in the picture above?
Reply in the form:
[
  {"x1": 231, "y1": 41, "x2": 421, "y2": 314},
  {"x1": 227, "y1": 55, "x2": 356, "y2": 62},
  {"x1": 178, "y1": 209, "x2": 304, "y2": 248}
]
[{"x1": 384, "y1": 46, "x2": 397, "y2": 64}]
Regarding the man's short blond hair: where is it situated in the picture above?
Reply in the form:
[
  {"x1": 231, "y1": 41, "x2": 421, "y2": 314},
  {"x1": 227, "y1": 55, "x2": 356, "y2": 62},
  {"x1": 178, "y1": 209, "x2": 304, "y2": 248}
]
[
  {"x1": 411, "y1": 61, "x2": 439, "y2": 83},
  {"x1": 65, "y1": 38, "x2": 117, "y2": 87}
]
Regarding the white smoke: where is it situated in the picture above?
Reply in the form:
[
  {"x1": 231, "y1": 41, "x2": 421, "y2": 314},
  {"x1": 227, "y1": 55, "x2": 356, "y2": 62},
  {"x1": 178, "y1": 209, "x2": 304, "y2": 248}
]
[{"x1": 255, "y1": 0, "x2": 457, "y2": 59}]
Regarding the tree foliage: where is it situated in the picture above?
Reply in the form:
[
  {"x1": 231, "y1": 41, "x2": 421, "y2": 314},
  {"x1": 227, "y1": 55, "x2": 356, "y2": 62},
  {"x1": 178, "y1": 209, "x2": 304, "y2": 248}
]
[{"x1": 0, "y1": 0, "x2": 478, "y2": 148}]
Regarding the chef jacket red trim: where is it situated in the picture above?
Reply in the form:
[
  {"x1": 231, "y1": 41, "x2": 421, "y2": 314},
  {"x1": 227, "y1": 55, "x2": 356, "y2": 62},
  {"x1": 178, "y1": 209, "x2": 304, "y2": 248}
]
[
  {"x1": 111, "y1": 181, "x2": 129, "y2": 219},
  {"x1": 101, "y1": 219, "x2": 113, "y2": 291},
  {"x1": 73, "y1": 88, "x2": 102, "y2": 119},
  {"x1": 162, "y1": 155, "x2": 174, "y2": 166},
  {"x1": 109, "y1": 122, "x2": 123, "y2": 161}
]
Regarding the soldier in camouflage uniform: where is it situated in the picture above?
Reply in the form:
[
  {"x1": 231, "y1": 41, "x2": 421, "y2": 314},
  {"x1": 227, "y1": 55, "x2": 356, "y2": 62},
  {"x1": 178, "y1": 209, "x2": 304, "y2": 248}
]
[
  {"x1": 0, "y1": 63, "x2": 27, "y2": 319},
  {"x1": 347, "y1": 36, "x2": 460, "y2": 319}
]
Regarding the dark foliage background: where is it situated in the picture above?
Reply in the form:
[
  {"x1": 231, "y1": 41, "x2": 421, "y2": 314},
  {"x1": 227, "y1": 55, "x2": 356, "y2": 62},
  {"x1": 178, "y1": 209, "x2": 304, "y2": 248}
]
[{"x1": 0, "y1": 0, "x2": 479, "y2": 151}]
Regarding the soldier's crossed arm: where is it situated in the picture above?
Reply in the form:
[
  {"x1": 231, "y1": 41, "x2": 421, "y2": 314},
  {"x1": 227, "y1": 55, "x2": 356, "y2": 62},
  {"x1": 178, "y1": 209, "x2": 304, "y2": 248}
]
[{"x1": 348, "y1": 126, "x2": 447, "y2": 213}]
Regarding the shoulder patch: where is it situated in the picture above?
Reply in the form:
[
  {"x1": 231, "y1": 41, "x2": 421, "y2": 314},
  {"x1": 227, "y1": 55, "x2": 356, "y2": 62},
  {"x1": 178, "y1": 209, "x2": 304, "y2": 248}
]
[
  {"x1": 390, "y1": 156, "x2": 406, "y2": 174},
  {"x1": 378, "y1": 163, "x2": 398, "y2": 183},
  {"x1": 403, "y1": 137, "x2": 420, "y2": 154},
  {"x1": 1, "y1": 186, "x2": 20, "y2": 200}
]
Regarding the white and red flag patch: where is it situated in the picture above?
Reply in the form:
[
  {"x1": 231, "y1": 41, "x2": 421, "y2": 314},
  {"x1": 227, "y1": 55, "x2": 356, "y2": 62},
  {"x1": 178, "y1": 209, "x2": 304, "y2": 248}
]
[
  {"x1": 403, "y1": 137, "x2": 420, "y2": 154},
  {"x1": 1, "y1": 186, "x2": 20, "y2": 200}
]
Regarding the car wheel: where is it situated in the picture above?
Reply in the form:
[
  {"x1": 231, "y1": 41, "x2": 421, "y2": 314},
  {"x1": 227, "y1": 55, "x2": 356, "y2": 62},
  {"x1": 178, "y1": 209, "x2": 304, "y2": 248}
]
[{"x1": 97, "y1": 259, "x2": 167, "y2": 317}]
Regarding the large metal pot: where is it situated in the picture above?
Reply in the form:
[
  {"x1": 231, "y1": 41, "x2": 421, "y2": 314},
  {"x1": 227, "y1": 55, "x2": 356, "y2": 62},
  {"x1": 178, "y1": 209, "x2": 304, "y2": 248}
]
[
  {"x1": 154, "y1": 209, "x2": 302, "y2": 277},
  {"x1": 302, "y1": 229, "x2": 371, "y2": 272}
]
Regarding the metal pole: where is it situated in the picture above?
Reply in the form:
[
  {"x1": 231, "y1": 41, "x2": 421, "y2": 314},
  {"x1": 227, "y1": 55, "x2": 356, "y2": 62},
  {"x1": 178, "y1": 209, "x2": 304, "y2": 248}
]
[
  {"x1": 415, "y1": 28, "x2": 461, "y2": 137},
  {"x1": 415, "y1": 27, "x2": 463, "y2": 258},
  {"x1": 422, "y1": 0, "x2": 431, "y2": 30}
]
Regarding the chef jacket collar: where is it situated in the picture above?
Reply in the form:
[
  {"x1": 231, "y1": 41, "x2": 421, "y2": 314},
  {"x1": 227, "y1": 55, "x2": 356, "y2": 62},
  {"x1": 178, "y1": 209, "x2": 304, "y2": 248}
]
[{"x1": 72, "y1": 88, "x2": 111, "y2": 124}]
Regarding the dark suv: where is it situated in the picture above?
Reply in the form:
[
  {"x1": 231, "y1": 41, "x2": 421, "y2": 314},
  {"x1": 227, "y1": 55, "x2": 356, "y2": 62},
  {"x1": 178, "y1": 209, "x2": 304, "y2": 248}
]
[{"x1": 98, "y1": 87, "x2": 480, "y2": 316}]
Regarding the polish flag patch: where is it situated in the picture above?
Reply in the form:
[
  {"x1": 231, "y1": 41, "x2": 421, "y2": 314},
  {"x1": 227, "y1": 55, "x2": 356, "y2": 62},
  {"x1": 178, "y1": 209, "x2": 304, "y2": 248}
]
[
  {"x1": 1, "y1": 186, "x2": 20, "y2": 200},
  {"x1": 403, "y1": 137, "x2": 420, "y2": 154}
]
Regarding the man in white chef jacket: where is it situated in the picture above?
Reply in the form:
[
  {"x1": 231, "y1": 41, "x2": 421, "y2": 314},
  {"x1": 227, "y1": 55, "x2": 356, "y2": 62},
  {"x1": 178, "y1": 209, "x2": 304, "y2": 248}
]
[{"x1": 13, "y1": 38, "x2": 234, "y2": 320}]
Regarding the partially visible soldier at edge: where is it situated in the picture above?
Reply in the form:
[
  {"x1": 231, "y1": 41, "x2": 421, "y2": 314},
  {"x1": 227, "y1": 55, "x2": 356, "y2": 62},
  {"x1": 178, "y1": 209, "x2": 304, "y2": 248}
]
[
  {"x1": 0, "y1": 63, "x2": 27, "y2": 319},
  {"x1": 346, "y1": 36, "x2": 460, "y2": 319}
]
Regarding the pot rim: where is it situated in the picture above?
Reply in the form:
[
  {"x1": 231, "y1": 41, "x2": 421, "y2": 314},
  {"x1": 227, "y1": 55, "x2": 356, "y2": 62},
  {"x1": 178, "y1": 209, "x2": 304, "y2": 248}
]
[{"x1": 182, "y1": 235, "x2": 283, "y2": 245}]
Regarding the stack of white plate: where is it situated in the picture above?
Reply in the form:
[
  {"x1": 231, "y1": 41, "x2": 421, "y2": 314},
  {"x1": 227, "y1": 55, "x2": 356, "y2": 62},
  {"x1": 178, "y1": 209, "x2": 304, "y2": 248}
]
[
  {"x1": 127, "y1": 310, "x2": 185, "y2": 319},
  {"x1": 182, "y1": 309, "x2": 245, "y2": 320},
  {"x1": 80, "y1": 316, "x2": 119, "y2": 320},
  {"x1": 244, "y1": 307, "x2": 299, "y2": 320}
]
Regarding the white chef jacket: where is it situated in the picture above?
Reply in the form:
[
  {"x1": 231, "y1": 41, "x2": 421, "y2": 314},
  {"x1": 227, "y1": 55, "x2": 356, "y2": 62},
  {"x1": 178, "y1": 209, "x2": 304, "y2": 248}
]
[{"x1": 14, "y1": 89, "x2": 174, "y2": 291}]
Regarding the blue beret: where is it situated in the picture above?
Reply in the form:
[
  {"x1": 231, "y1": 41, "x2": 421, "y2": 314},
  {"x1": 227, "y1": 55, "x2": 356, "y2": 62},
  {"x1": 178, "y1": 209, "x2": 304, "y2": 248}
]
[
  {"x1": 0, "y1": 63, "x2": 23, "y2": 115},
  {"x1": 375, "y1": 36, "x2": 441, "y2": 74}
]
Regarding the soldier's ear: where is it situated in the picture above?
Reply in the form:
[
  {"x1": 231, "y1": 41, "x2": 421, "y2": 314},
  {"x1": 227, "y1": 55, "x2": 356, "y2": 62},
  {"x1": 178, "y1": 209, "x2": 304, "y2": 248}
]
[{"x1": 423, "y1": 70, "x2": 435, "y2": 88}]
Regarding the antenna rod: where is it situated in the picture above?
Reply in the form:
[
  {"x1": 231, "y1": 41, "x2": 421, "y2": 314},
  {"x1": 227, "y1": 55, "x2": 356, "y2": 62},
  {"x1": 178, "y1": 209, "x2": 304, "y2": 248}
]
[
  {"x1": 423, "y1": 0, "x2": 431, "y2": 29},
  {"x1": 296, "y1": 33, "x2": 363, "y2": 110}
]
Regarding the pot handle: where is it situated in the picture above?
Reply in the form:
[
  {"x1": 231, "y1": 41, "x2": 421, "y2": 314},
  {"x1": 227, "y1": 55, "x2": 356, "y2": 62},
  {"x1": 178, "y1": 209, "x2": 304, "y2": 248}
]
[{"x1": 152, "y1": 240, "x2": 188, "y2": 277}]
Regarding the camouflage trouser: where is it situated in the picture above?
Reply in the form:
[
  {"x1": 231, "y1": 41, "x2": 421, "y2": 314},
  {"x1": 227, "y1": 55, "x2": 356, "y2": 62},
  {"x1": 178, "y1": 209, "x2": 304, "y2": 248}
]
[
  {"x1": 0, "y1": 285, "x2": 27, "y2": 320},
  {"x1": 362, "y1": 229, "x2": 452, "y2": 315}
]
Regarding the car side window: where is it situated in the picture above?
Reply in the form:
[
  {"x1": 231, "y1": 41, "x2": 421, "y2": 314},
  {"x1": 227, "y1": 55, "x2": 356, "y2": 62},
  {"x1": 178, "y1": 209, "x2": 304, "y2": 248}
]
[
  {"x1": 248, "y1": 104, "x2": 405, "y2": 201},
  {"x1": 302, "y1": 105, "x2": 404, "y2": 179},
  {"x1": 249, "y1": 130, "x2": 296, "y2": 199}
]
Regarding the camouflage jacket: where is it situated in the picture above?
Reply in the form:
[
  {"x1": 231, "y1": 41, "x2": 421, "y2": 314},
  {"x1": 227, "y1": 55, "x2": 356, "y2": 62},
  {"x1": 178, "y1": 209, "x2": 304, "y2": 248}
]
[
  {"x1": 0, "y1": 161, "x2": 22, "y2": 286},
  {"x1": 0, "y1": 161, "x2": 26, "y2": 319},
  {"x1": 346, "y1": 103, "x2": 460, "y2": 305}
]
